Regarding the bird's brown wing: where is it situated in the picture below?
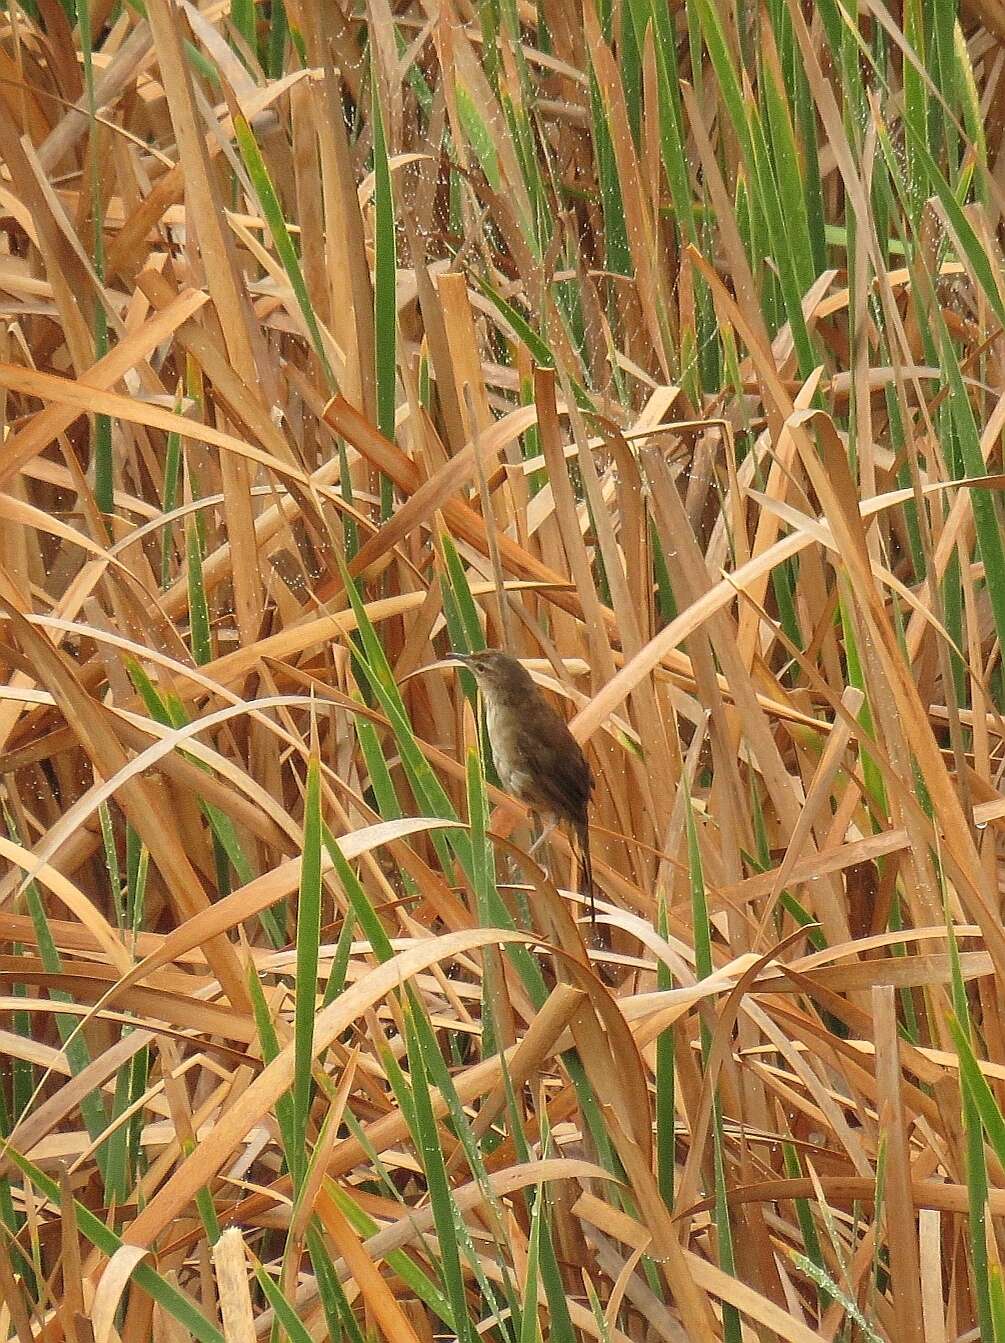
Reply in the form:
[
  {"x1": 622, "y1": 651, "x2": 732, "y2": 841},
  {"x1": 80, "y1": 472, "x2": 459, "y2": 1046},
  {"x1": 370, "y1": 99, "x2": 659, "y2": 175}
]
[{"x1": 519, "y1": 710, "x2": 593, "y2": 824}]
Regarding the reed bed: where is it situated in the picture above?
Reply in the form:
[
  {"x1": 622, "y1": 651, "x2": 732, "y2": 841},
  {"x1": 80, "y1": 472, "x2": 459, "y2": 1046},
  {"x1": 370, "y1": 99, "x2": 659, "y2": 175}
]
[{"x1": 0, "y1": 0, "x2": 1003, "y2": 1338}]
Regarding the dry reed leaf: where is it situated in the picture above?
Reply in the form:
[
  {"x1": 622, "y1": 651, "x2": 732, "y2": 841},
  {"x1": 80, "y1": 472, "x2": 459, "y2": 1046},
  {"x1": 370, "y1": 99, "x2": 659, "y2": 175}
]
[
  {"x1": 211, "y1": 1229, "x2": 257, "y2": 1343},
  {"x1": 358, "y1": 1157, "x2": 619, "y2": 1264},
  {"x1": 92, "y1": 1246, "x2": 151, "y2": 1343},
  {"x1": 1, "y1": 598, "x2": 252, "y2": 1010},
  {"x1": 7, "y1": 1031, "x2": 152, "y2": 1160},
  {"x1": 13, "y1": 693, "x2": 327, "y2": 896}
]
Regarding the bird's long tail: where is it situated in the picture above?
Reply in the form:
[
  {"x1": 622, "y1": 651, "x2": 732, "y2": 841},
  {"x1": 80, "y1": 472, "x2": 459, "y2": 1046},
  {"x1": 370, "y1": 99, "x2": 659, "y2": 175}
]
[{"x1": 576, "y1": 820, "x2": 595, "y2": 925}]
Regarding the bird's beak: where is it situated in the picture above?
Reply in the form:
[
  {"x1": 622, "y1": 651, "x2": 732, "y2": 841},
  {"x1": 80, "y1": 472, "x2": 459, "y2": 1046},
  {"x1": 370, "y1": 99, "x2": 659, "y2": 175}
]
[{"x1": 445, "y1": 652, "x2": 472, "y2": 666}]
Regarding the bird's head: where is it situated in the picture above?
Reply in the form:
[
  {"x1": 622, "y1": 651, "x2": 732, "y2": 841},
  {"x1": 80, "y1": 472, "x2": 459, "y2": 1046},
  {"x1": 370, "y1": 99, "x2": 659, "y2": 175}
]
[{"x1": 447, "y1": 648, "x2": 534, "y2": 695}]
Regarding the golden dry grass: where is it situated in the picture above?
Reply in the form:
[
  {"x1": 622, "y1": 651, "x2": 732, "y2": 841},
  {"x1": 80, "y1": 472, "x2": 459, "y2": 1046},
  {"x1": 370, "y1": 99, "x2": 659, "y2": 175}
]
[{"x1": 0, "y1": 0, "x2": 1004, "y2": 1339}]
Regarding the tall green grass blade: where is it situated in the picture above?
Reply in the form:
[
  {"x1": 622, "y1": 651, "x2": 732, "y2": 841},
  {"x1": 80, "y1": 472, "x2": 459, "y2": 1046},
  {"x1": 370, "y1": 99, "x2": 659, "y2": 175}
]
[
  {"x1": 402, "y1": 1007, "x2": 482, "y2": 1343},
  {"x1": 321, "y1": 908, "x2": 356, "y2": 1010},
  {"x1": 11, "y1": 975, "x2": 32, "y2": 1121},
  {"x1": 160, "y1": 424, "x2": 181, "y2": 585},
  {"x1": 187, "y1": 1139, "x2": 222, "y2": 1244},
  {"x1": 333, "y1": 558, "x2": 471, "y2": 878},
  {"x1": 5, "y1": 807, "x2": 110, "y2": 1184},
  {"x1": 233, "y1": 112, "x2": 336, "y2": 387},
  {"x1": 266, "y1": 0, "x2": 287, "y2": 74},
  {"x1": 587, "y1": 60, "x2": 630, "y2": 276},
  {"x1": 98, "y1": 800, "x2": 123, "y2": 926},
  {"x1": 685, "y1": 797, "x2": 739, "y2": 1338},
  {"x1": 308, "y1": 1222, "x2": 364, "y2": 1343},
  {"x1": 440, "y1": 531, "x2": 487, "y2": 654},
  {"x1": 946, "y1": 889, "x2": 993, "y2": 1339},
  {"x1": 992, "y1": 1265, "x2": 1005, "y2": 1343},
  {"x1": 655, "y1": 894, "x2": 674, "y2": 1207},
  {"x1": 254, "y1": 1262, "x2": 316, "y2": 1343},
  {"x1": 519, "y1": 1187, "x2": 544, "y2": 1343},
  {"x1": 789, "y1": 1252, "x2": 883, "y2": 1341},
  {"x1": 760, "y1": 27, "x2": 815, "y2": 293},
  {"x1": 941, "y1": 333, "x2": 1005, "y2": 667},
  {"x1": 186, "y1": 509, "x2": 212, "y2": 666},
  {"x1": 247, "y1": 961, "x2": 296, "y2": 1163},
  {"x1": 948, "y1": 1013, "x2": 1005, "y2": 1168},
  {"x1": 77, "y1": 0, "x2": 112, "y2": 519},
  {"x1": 292, "y1": 743, "x2": 323, "y2": 1188},
  {"x1": 230, "y1": 0, "x2": 256, "y2": 61},
  {"x1": 356, "y1": 716, "x2": 401, "y2": 820},
  {"x1": 322, "y1": 824, "x2": 395, "y2": 963},
  {"x1": 456, "y1": 85, "x2": 502, "y2": 191}
]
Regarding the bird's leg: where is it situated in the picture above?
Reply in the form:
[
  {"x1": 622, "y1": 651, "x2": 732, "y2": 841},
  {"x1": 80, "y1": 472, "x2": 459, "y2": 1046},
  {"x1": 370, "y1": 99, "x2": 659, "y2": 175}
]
[
  {"x1": 526, "y1": 811, "x2": 560, "y2": 886},
  {"x1": 528, "y1": 814, "x2": 558, "y2": 857}
]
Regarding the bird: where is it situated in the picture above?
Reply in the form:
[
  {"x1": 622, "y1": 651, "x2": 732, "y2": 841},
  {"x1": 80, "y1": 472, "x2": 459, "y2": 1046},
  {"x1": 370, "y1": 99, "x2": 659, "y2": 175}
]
[{"x1": 447, "y1": 649, "x2": 596, "y2": 923}]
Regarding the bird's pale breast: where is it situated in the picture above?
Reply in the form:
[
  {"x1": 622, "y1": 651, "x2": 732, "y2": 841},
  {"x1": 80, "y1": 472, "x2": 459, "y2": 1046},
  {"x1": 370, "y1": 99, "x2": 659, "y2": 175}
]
[{"x1": 485, "y1": 695, "x2": 541, "y2": 806}]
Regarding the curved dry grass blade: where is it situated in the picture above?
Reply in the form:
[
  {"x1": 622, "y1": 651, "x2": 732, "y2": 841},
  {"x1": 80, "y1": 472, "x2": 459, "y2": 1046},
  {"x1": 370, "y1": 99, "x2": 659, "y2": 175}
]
[{"x1": 92, "y1": 1245, "x2": 150, "y2": 1343}]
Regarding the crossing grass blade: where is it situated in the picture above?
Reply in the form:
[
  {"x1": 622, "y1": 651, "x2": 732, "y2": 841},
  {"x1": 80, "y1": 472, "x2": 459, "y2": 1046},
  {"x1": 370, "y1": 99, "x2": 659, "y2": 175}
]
[{"x1": 402, "y1": 1007, "x2": 480, "y2": 1343}]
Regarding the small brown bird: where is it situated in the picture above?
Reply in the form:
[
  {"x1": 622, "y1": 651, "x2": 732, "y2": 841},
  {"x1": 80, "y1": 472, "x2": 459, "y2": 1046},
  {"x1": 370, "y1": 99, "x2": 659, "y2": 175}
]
[{"x1": 448, "y1": 649, "x2": 595, "y2": 922}]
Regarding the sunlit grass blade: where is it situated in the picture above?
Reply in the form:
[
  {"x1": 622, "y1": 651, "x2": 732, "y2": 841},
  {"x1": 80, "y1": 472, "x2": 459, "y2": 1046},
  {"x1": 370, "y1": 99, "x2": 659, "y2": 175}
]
[{"x1": 789, "y1": 1251, "x2": 883, "y2": 1342}]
